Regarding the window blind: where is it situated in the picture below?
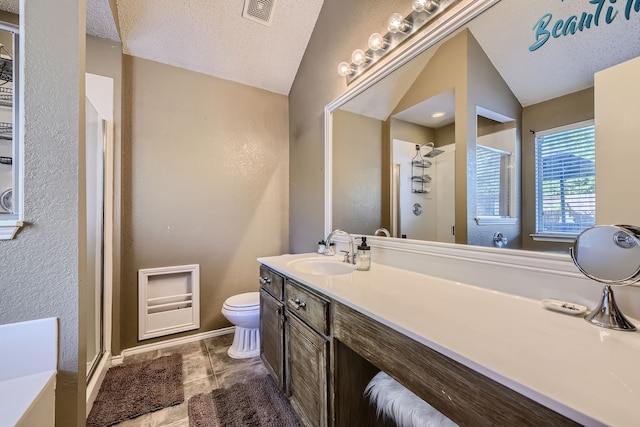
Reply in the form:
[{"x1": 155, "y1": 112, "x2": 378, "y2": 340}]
[{"x1": 535, "y1": 123, "x2": 595, "y2": 234}]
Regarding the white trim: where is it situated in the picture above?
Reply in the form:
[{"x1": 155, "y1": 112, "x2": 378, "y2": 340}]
[
  {"x1": 112, "y1": 327, "x2": 235, "y2": 366},
  {"x1": 474, "y1": 216, "x2": 518, "y2": 226},
  {"x1": 138, "y1": 264, "x2": 201, "y2": 340},
  {"x1": 529, "y1": 233, "x2": 577, "y2": 243},
  {"x1": 102, "y1": 120, "x2": 114, "y2": 367},
  {"x1": 534, "y1": 119, "x2": 595, "y2": 138},
  {"x1": 0, "y1": 220, "x2": 23, "y2": 239}
]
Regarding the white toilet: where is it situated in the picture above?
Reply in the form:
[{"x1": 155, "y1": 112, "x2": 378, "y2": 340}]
[{"x1": 221, "y1": 291, "x2": 261, "y2": 359}]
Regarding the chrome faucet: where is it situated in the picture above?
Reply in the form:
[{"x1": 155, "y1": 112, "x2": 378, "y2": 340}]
[
  {"x1": 325, "y1": 229, "x2": 355, "y2": 264},
  {"x1": 374, "y1": 227, "x2": 391, "y2": 237}
]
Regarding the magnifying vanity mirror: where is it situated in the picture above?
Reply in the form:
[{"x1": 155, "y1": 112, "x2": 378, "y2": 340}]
[
  {"x1": 326, "y1": 0, "x2": 640, "y2": 253},
  {"x1": 571, "y1": 225, "x2": 640, "y2": 331}
]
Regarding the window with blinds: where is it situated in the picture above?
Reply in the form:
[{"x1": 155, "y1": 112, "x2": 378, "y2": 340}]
[
  {"x1": 535, "y1": 121, "x2": 595, "y2": 235},
  {"x1": 476, "y1": 145, "x2": 511, "y2": 217}
]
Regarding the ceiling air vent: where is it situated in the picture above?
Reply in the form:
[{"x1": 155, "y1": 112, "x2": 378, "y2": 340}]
[{"x1": 242, "y1": 0, "x2": 276, "y2": 27}]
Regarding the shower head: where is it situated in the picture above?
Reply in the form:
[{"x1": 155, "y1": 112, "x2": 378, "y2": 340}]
[
  {"x1": 421, "y1": 142, "x2": 444, "y2": 158},
  {"x1": 424, "y1": 147, "x2": 444, "y2": 158}
]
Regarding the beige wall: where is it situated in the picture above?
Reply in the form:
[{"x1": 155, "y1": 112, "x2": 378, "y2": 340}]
[
  {"x1": 0, "y1": 2, "x2": 87, "y2": 425},
  {"x1": 521, "y1": 88, "x2": 594, "y2": 251},
  {"x1": 466, "y1": 31, "x2": 522, "y2": 248},
  {"x1": 435, "y1": 122, "x2": 455, "y2": 147},
  {"x1": 332, "y1": 109, "x2": 382, "y2": 234},
  {"x1": 595, "y1": 56, "x2": 640, "y2": 225},
  {"x1": 390, "y1": 118, "x2": 435, "y2": 145},
  {"x1": 120, "y1": 56, "x2": 289, "y2": 350},
  {"x1": 289, "y1": 0, "x2": 412, "y2": 253}
]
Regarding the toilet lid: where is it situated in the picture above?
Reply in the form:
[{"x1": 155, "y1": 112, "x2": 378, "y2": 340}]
[{"x1": 224, "y1": 292, "x2": 259, "y2": 308}]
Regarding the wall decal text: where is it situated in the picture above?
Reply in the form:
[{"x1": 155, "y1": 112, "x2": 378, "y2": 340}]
[{"x1": 530, "y1": 0, "x2": 640, "y2": 51}]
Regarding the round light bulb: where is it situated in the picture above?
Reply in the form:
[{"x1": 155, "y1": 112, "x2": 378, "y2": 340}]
[
  {"x1": 351, "y1": 49, "x2": 369, "y2": 66},
  {"x1": 368, "y1": 33, "x2": 388, "y2": 52},
  {"x1": 337, "y1": 61, "x2": 353, "y2": 77},
  {"x1": 412, "y1": 0, "x2": 439, "y2": 12},
  {"x1": 387, "y1": 12, "x2": 411, "y2": 33},
  {"x1": 412, "y1": 0, "x2": 427, "y2": 12}
]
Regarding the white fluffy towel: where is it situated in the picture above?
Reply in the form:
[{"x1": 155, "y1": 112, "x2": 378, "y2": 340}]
[{"x1": 364, "y1": 371, "x2": 458, "y2": 427}]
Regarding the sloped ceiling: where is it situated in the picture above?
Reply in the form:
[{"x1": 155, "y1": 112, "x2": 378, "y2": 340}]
[
  {"x1": 467, "y1": 0, "x2": 640, "y2": 107},
  {"x1": 341, "y1": 0, "x2": 640, "y2": 123},
  {"x1": 0, "y1": 0, "x2": 324, "y2": 95},
  {"x1": 1, "y1": 1, "x2": 638, "y2": 100}
]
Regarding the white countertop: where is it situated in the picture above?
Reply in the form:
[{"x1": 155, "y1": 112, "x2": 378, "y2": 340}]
[
  {"x1": 258, "y1": 253, "x2": 640, "y2": 427},
  {"x1": 0, "y1": 370, "x2": 56, "y2": 427}
]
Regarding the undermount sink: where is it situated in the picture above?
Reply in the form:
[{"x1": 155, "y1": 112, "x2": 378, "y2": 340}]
[{"x1": 288, "y1": 257, "x2": 355, "y2": 276}]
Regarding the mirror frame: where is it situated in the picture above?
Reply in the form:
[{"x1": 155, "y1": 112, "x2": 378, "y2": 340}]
[{"x1": 323, "y1": 0, "x2": 591, "y2": 277}]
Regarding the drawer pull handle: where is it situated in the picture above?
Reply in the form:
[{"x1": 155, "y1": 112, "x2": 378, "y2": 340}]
[
  {"x1": 288, "y1": 297, "x2": 307, "y2": 310},
  {"x1": 259, "y1": 276, "x2": 272, "y2": 285}
]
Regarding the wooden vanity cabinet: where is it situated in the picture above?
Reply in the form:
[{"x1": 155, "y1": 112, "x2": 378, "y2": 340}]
[
  {"x1": 259, "y1": 266, "x2": 285, "y2": 389},
  {"x1": 259, "y1": 266, "x2": 331, "y2": 427},
  {"x1": 260, "y1": 288, "x2": 285, "y2": 389},
  {"x1": 284, "y1": 279, "x2": 330, "y2": 427}
]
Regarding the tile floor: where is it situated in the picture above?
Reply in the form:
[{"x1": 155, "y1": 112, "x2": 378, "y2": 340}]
[{"x1": 109, "y1": 333, "x2": 269, "y2": 427}]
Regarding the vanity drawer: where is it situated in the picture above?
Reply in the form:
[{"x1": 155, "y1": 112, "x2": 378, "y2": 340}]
[
  {"x1": 285, "y1": 280, "x2": 330, "y2": 336},
  {"x1": 259, "y1": 265, "x2": 284, "y2": 301}
]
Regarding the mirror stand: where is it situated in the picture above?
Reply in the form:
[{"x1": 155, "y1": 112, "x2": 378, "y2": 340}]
[
  {"x1": 571, "y1": 225, "x2": 640, "y2": 332},
  {"x1": 584, "y1": 285, "x2": 636, "y2": 332}
]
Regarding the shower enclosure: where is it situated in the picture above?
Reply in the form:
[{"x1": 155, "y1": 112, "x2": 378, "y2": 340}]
[
  {"x1": 85, "y1": 73, "x2": 114, "y2": 391},
  {"x1": 392, "y1": 139, "x2": 455, "y2": 242},
  {"x1": 85, "y1": 97, "x2": 105, "y2": 380}
]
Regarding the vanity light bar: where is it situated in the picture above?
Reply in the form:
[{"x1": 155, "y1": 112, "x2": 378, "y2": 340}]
[{"x1": 337, "y1": 0, "x2": 451, "y2": 83}]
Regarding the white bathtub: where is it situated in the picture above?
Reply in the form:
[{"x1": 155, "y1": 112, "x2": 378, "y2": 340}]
[{"x1": 0, "y1": 318, "x2": 57, "y2": 427}]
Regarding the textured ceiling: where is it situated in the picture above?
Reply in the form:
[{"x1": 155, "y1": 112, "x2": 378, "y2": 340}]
[
  {"x1": 342, "y1": 0, "x2": 640, "y2": 122},
  {"x1": 468, "y1": 0, "x2": 640, "y2": 107},
  {"x1": 0, "y1": 0, "x2": 323, "y2": 95},
  {"x1": 0, "y1": 0, "x2": 120, "y2": 41},
  {"x1": 116, "y1": 0, "x2": 324, "y2": 95}
]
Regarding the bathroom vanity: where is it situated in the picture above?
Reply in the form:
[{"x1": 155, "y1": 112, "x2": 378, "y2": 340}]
[
  {"x1": 258, "y1": 252, "x2": 640, "y2": 427},
  {"x1": 260, "y1": 264, "x2": 331, "y2": 427}
]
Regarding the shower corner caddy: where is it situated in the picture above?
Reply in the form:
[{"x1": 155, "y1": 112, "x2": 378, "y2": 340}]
[
  {"x1": 411, "y1": 145, "x2": 432, "y2": 194},
  {"x1": 138, "y1": 264, "x2": 200, "y2": 340}
]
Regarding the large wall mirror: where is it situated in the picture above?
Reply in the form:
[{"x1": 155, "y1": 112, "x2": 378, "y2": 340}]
[
  {"x1": 327, "y1": 0, "x2": 640, "y2": 253},
  {"x1": 0, "y1": 20, "x2": 19, "y2": 239}
]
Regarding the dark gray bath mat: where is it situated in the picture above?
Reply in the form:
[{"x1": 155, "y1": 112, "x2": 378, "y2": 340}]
[
  {"x1": 188, "y1": 375, "x2": 300, "y2": 427},
  {"x1": 87, "y1": 353, "x2": 184, "y2": 427}
]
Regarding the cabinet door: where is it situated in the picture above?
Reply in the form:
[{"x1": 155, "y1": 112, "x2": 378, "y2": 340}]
[
  {"x1": 260, "y1": 289, "x2": 285, "y2": 389},
  {"x1": 286, "y1": 312, "x2": 329, "y2": 427}
]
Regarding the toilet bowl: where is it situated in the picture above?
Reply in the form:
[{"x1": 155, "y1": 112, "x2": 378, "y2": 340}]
[{"x1": 221, "y1": 292, "x2": 260, "y2": 359}]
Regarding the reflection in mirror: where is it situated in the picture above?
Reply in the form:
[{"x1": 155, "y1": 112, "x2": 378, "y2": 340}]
[
  {"x1": 390, "y1": 86, "x2": 457, "y2": 241},
  {"x1": 0, "y1": 19, "x2": 20, "y2": 240},
  {"x1": 475, "y1": 113, "x2": 516, "y2": 221},
  {"x1": 328, "y1": 0, "x2": 640, "y2": 253},
  {"x1": 0, "y1": 22, "x2": 15, "y2": 218}
]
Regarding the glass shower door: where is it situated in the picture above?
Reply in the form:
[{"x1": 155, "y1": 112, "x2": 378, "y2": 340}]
[{"x1": 86, "y1": 97, "x2": 105, "y2": 380}]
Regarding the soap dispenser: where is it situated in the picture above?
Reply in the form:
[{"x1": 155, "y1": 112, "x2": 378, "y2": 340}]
[{"x1": 355, "y1": 237, "x2": 371, "y2": 271}]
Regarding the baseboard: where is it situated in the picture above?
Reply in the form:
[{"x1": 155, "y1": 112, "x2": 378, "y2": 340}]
[{"x1": 112, "y1": 327, "x2": 235, "y2": 366}]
